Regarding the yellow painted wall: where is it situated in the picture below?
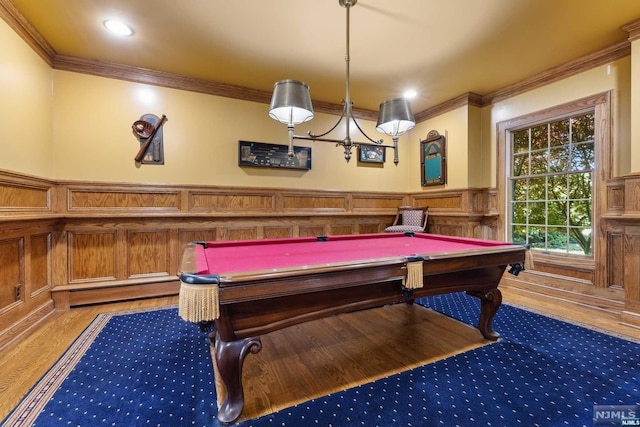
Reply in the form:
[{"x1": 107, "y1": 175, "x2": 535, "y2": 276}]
[
  {"x1": 408, "y1": 106, "x2": 470, "y2": 192},
  {"x1": 483, "y1": 57, "x2": 632, "y2": 186},
  {"x1": 52, "y1": 70, "x2": 409, "y2": 192},
  {"x1": 467, "y1": 105, "x2": 485, "y2": 187},
  {"x1": 0, "y1": 19, "x2": 52, "y2": 177}
]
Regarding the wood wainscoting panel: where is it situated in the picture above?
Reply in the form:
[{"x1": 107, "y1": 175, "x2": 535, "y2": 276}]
[
  {"x1": 606, "y1": 180, "x2": 625, "y2": 213},
  {"x1": 68, "y1": 189, "x2": 180, "y2": 211},
  {"x1": 359, "y1": 223, "x2": 384, "y2": 234},
  {"x1": 220, "y1": 227, "x2": 258, "y2": 241},
  {"x1": 216, "y1": 194, "x2": 275, "y2": 212},
  {"x1": 487, "y1": 189, "x2": 499, "y2": 214},
  {"x1": 263, "y1": 226, "x2": 293, "y2": 239},
  {"x1": 431, "y1": 222, "x2": 466, "y2": 237},
  {"x1": 299, "y1": 225, "x2": 325, "y2": 237},
  {"x1": 187, "y1": 192, "x2": 218, "y2": 211},
  {"x1": 0, "y1": 238, "x2": 23, "y2": 311},
  {"x1": 623, "y1": 228, "x2": 640, "y2": 301},
  {"x1": 469, "y1": 190, "x2": 487, "y2": 214},
  {"x1": 68, "y1": 231, "x2": 116, "y2": 282},
  {"x1": 624, "y1": 174, "x2": 640, "y2": 213},
  {"x1": 0, "y1": 183, "x2": 50, "y2": 211},
  {"x1": 189, "y1": 192, "x2": 276, "y2": 212},
  {"x1": 282, "y1": 194, "x2": 346, "y2": 212},
  {"x1": 608, "y1": 232, "x2": 624, "y2": 289},
  {"x1": 329, "y1": 225, "x2": 354, "y2": 236},
  {"x1": 29, "y1": 233, "x2": 51, "y2": 295},
  {"x1": 350, "y1": 195, "x2": 406, "y2": 212},
  {"x1": 414, "y1": 193, "x2": 464, "y2": 210},
  {"x1": 178, "y1": 229, "x2": 218, "y2": 248},
  {"x1": 127, "y1": 230, "x2": 171, "y2": 278}
]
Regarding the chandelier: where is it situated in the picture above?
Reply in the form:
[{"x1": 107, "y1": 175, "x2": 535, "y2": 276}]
[{"x1": 268, "y1": 0, "x2": 415, "y2": 164}]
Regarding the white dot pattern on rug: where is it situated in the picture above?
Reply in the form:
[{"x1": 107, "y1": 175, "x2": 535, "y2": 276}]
[{"x1": 31, "y1": 308, "x2": 216, "y2": 427}]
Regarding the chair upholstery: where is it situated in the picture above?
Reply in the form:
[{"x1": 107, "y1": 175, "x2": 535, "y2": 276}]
[{"x1": 385, "y1": 206, "x2": 429, "y2": 233}]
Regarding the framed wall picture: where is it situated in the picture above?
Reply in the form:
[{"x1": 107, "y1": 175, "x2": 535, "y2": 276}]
[
  {"x1": 421, "y1": 130, "x2": 446, "y2": 186},
  {"x1": 238, "y1": 141, "x2": 311, "y2": 170},
  {"x1": 358, "y1": 145, "x2": 386, "y2": 163}
]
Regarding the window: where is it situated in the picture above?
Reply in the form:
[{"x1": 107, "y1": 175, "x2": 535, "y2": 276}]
[{"x1": 509, "y1": 113, "x2": 594, "y2": 255}]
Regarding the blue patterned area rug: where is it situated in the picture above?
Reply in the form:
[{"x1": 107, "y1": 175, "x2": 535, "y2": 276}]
[
  {"x1": 3, "y1": 294, "x2": 639, "y2": 427},
  {"x1": 1, "y1": 306, "x2": 216, "y2": 427}
]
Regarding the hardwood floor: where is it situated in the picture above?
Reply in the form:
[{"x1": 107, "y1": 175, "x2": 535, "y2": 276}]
[
  {"x1": 1, "y1": 289, "x2": 639, "y2": 422},
  {"x1": 238, "y1": 303, "x2": 489, "y2": 422}
]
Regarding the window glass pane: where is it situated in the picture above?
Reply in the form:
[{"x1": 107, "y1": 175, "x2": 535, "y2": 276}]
[
  {"x1": 513, "y1": 130, "x2": 529, "y2": 153},
  {"x1": 568, "y1": 172, "x2": 591, "y2": 199},
  {"x1": 530, "y1": 125, "x2": 547, "y2": 150},
  {"x1": 569, "y1": 228, "x2": 592, "y2": 255},
  {"x1": 571, "y1": 142, "x2": 594, "y2": 171},
  {"x1": 512, "y1": 202, "x2": 527, "y2": 223},
  {"x1": 550, "y1": 119, "x2": 569, "y2": 147},
  {"x1": 512, "y1": 178, "x2": 527, "y2": 201},
  {"x1": 569, "y1": 200, "x2": 592, "y2": 227},
  {"x1": 528, "y1": 177, "x2": 546, "y2": 200},
  {"x1": 511, "y1": 225, "x2": 527, "y2": 245},
  {"x1": 547, "y1": 227, "x2": 567, "y2": 251},
  {"x1": 549, "y1": 146, "x2": 569, "y2": 172},
  {"x1": 530, "y1": 151, "x2": 548, "y2": 175},
  {"x1": 528, "y1": 201, "x2": 546, "y2": 225},
  {"x1": 547, "y1": 200, "x2": 567, "y2": 225},
  {"x1": 528, "y1": 226, "x2": 547, "y2": 249},
  {"x1": 571, "y1": 113, "x2": 594, "y2": 143},
  {"x1": 548, "y1": 174, "x2": 567, "y2": 200},
  {"x1": 513, "y1": 153, "x2": 529, "y2": 176}
]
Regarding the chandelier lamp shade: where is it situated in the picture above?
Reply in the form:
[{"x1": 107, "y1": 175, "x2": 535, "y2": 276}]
[
  {"x1": 268, "y1": 80, "x2": 314, "y2": 126},
  {"x1": 268, "y1": 0, "x2": 415, "y2": 164},
  {"x1": 376, "y1": 98, "x2": 416, "y2": 164}
]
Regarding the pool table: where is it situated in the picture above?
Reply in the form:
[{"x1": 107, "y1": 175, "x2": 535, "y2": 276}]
[{"x1": 178, "y1": 232, "x2": 526, "y2": 424}]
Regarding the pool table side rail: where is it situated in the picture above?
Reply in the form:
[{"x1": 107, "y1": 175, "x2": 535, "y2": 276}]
[{"x1": 179, "y1": 243, "x2": 526, "y2": 286}]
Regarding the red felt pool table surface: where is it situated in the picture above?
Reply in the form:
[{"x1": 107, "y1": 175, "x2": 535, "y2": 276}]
[{"x1": 185, "y1": 232, "x2": 514, "y2": 278}]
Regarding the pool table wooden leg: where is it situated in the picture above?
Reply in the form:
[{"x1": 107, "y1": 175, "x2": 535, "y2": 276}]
[
  {"x1": 214, "y1": 335, "x2": 262, "y2": 424},
  {"x1": 466, "y1": 288, "x2": 502, "y2": 341}
]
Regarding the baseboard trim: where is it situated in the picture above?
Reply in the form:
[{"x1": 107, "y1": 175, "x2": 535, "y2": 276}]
[{"x1": 51, "y1": 279, "x2": 180, "y2": 309}]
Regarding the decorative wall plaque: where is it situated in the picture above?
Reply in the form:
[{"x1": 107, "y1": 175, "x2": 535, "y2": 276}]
[
  {"x1": 421, "y1": 130, "x2": 446, "y2": 186},
  {"x1": 132, "y1": 114, "x2": 167, "y2": 164},
  {"x1": 238, "y1": 141, "x2": 311, "y2": 170}
]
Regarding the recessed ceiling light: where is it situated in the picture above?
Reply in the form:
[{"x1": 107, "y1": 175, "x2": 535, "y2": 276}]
[
  {"x1": 103, "y1": 19, "x2": 134, "y2": 37},
  {"x1": 403, "y1": 89, "x2": 417, "y2": 99}
]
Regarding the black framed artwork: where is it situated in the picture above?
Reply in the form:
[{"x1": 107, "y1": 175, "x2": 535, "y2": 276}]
[
  {"x1": 358, "y1": 145, "x2": 386, "y2": 163},
  {"x1": 421, "y1": 130, "x2": 446, "y2": 186},
  {"x1": 238, "y1": 141, "x2": 311, "y2": 170}
]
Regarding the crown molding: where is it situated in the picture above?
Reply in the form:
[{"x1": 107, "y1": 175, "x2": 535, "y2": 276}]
[
  {"x1": 414, "y1": 92, "x2": 483, "y2": 123},
  {"x1": 622, "y1": 18, "x2": 640, "y2": 42},
  {"x1": 481, "y1": 40, "x2": 630, "y2": 106}
]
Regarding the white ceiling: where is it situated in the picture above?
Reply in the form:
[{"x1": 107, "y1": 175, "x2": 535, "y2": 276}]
[{"x1": 7, "y1": 0, "x2": 640, "y2": 113}]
